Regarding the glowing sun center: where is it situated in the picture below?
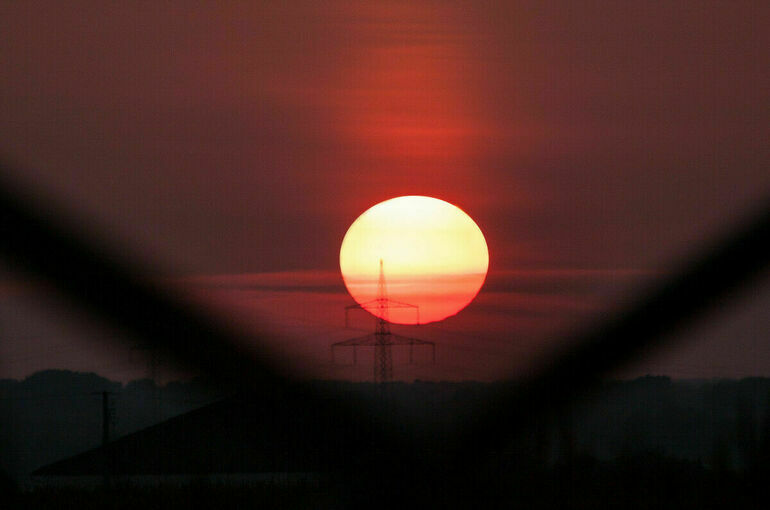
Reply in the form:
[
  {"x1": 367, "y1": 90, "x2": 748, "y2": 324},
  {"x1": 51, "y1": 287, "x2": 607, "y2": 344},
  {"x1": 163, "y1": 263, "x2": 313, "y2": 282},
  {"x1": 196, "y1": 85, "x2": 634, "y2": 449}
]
[{"x1": 339, "y1": 196, "x2": 489, "y2": 324}]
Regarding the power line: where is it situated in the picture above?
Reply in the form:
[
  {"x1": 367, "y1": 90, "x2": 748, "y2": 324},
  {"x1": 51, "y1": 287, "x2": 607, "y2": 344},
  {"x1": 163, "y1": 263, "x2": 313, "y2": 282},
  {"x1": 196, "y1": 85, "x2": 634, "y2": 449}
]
[{"x1": 332, "y1": 260, "x2": 434, "y2": 383}]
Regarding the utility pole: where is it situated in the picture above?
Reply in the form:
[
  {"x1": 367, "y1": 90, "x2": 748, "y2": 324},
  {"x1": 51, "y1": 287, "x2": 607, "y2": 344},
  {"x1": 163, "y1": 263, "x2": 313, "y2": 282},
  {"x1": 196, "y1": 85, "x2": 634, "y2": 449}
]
[
  {"x1": 93, "y1": 391, "x2": 115, "y2": 487},
  {"x1": 102, "y1": 391, "x2": 111, "y2": 447}
]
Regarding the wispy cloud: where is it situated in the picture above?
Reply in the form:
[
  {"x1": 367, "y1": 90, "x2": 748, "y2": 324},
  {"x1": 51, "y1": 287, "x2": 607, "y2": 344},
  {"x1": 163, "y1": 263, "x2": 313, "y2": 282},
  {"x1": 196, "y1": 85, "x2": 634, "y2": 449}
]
[
  {"x1": 175, "y1": 267, "x2": 652, "y2": 296},
  {"x1": 176, "y1": 270, "x2": 346, "y2": 293}
]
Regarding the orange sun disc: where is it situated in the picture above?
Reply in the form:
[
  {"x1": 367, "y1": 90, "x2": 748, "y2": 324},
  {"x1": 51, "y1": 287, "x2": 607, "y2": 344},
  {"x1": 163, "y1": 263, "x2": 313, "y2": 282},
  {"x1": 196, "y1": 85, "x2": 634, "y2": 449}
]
[{"x1": 339, "y1": 196, "x2": 489, "y2": 324}]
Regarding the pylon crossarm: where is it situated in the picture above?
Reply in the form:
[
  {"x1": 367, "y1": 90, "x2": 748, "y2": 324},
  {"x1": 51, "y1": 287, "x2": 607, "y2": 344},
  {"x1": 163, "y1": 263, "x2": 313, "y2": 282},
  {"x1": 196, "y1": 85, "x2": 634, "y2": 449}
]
[
  {"x1": 331, "y1": 334, "x2": 379, "y2": 347},
  {"x1": 345, "y1": 300, "x2": 386, "y2": 325},
  {"x1": 346, "y1": 301, "x2": 419, "y2": 326},
  {"x1": 381, "y1": 299, "x2": 418, "y2": 309},
  {"x1": 345, "y1": 298, "x2": 383, "y2": 309},
  {"x1": 346, "y1": 298, "x2": 417, "y2": 309},
  {"x1": 345, "y1": 302, "x2": 375, "y2": 327},
  {"x1": 376, "y1": 299, "x2": 420, "y2": 324},
  {"x1": 332, "y1": 334, "x2": 433, "y2": 347},
  {"x1": 387, "y1": 334, "x2": 435, "y2": 346}
]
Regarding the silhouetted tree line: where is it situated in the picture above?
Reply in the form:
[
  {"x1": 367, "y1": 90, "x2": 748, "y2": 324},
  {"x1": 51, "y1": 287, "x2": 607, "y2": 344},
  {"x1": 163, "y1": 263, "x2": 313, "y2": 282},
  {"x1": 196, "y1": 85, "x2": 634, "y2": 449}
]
[
  {"x1": 0, "y1": 370, "x2": 224, "y2": 478},
  {"x1": 6, "y1": 371, "x2": 770, "y2": 508}
]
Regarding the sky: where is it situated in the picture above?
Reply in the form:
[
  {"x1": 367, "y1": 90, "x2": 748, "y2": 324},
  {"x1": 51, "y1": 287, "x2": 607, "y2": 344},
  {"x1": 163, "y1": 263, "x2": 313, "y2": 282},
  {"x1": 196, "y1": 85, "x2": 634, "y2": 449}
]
[{"x1": 0, "y1": 1, "x2": 769, "y2": 382}]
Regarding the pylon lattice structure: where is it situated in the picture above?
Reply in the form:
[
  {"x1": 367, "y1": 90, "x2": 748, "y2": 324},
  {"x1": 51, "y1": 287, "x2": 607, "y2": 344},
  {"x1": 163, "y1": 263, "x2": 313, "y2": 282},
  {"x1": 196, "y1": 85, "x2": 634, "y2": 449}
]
[{"x1": 332, "y1": 260, "x2": 435, "y2": 383}]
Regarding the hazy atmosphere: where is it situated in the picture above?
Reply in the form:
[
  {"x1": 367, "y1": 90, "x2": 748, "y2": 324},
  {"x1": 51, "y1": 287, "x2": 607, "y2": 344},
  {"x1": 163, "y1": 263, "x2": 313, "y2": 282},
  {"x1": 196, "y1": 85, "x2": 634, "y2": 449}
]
[
  {"x1": 2, "y1": 3, "x2": 770, "y2": 509},
  {"x1": 1, "y1": 1, "x2": 768, "y2": 383}
]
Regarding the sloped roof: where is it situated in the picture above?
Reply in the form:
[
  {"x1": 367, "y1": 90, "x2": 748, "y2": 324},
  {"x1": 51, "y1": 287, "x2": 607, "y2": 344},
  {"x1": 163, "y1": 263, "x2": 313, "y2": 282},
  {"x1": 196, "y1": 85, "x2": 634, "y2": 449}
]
[{"x1": 33, "y1": 387, "x2": 355, "y2": 476}]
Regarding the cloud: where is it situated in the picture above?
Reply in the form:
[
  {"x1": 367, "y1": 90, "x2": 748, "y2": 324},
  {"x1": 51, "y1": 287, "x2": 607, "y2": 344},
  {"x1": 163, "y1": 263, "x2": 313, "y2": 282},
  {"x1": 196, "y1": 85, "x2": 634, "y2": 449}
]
[{"x1": 176, "y1": 270, "x2": 346, "y2": 293}]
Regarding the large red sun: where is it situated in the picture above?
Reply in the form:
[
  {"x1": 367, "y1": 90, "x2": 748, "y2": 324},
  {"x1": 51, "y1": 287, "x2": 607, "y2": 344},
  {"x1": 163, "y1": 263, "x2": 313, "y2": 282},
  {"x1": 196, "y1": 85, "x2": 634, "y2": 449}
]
[{"x1": 339, "y1": 196, "x2": 489, "y2": 324}]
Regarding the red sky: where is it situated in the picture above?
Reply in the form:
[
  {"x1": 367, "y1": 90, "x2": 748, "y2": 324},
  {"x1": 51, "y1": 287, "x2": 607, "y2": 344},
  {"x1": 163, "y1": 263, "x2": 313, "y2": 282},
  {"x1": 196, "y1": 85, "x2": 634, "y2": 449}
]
[{"x1": 1, "y1": 1, "x2": 769, "y2": 381}]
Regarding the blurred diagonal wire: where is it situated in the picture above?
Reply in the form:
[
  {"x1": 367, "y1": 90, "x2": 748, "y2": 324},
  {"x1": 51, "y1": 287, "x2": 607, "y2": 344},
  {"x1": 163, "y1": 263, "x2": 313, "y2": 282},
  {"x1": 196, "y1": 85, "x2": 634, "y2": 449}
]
[
  {"x1": 0, "y1": 159, "x2": 403, "y2": 490},
  {"x1": 0, "y1": 161, "x2": 284, "y2": 391},
  {"x1": 452, "y1": 196, "x2": 770, "y2": 471},
  {"x1": 2, "y1": 157, "x2": 770, "y2": 506}
]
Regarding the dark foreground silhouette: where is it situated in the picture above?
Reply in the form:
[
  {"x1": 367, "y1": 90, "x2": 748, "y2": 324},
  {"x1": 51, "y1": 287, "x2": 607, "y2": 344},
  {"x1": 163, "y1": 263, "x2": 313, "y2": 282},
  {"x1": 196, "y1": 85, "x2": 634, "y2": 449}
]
[{"x1": 4, "y1": 371, "x2": 770, "y2": 508}]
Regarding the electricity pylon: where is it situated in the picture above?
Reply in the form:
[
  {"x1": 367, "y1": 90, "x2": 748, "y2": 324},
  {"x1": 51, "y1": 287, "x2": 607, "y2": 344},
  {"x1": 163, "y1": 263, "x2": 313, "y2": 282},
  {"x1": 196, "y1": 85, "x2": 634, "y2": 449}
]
[{"x1": 332, "y1": 260, "x2": 435, "y2": 383}]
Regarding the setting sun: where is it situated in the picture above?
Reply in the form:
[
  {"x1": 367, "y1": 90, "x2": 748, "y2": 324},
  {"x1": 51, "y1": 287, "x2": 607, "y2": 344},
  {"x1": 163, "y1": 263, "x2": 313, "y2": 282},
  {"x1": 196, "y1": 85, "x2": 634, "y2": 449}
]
[{"x1": 340, "y1": 196, "x2": 489, "y2": 324}]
